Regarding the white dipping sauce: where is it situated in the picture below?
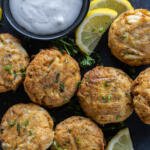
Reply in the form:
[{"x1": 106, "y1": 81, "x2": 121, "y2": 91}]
[{"x1": 9, "y1": 0, "x2": 83, "y2": 35}]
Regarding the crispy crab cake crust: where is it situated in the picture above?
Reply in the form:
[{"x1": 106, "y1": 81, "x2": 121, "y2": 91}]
[
  {"x1": 109, "y1": 9, "x2": 150, "y2": 66},
  {"x1": 0, "y1": 103, "x2": 54, "y2": 150},
  {"x1": 132, "y1": 68, "x2": 150, "y2": 124},
  {"x1": 52, "y1": 116, "x2": 105, "y2": 150},
  {"x1": 24, "y1": 49, "x2": 81, "y2": 108},
  {"x1": 0, "y1": 33, "x2": 29, "y2": 93},
  {"x1": 77, "y1": 66, "x2": 133, "y2": 125}
]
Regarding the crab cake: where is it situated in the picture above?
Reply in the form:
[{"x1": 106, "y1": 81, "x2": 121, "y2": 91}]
[
  {"x1": 0, "y1": 33, "x2": 29, "y2": 93},
  {"x1": 52, "y1": 116, "x2": 105, "y2": 150},
  {"x1": 108, "y1": 9, "x2": 150, "y2": 66},
  {"x1": 0, "y1": 103, "x2": 54, "y2": 150},
  {"x1": 78, "y1": 66, "x2": 133, "y2": 125},
  {"x1": 132, "y1": 68, "x2": 150, "y2": 124},
  {"x1": 24, "y1": 49, "x2": 81, "y2": 108}
]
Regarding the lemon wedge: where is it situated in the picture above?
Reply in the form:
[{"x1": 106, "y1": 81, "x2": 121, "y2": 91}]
[
  {"x1": 106, "y1": 128, "x2": 134, "y2": 150},
  {"x1": 76, "y1": 8, "x2": 117, "y2": 55},
  {"x1": 90, "y1": 0, "x2": 133, "y2": 14}
]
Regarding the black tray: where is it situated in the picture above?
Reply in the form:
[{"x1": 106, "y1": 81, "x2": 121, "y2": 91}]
[{"x1": 0, "y1": 0, "x2": 150, "y2": 149}]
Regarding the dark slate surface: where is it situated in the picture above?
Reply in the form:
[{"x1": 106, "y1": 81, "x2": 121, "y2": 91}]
[{"x1": 0, "y1": 0, "x2": 150, "y2": 149}]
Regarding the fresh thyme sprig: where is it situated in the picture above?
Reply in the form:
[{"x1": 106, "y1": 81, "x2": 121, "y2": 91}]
[
  {"x1": 51, "y1": 37, "x2": 96, "y2": 68},
  {"x1": 52, "y1": 37, "x2": 78, "y2": 57}
]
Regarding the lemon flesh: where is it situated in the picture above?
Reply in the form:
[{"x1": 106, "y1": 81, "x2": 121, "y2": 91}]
[
  {"x1": 76, "y1": 8, "x2": 117, "y2": 55},
  {"x1": 106, "y1": 128, "x2": 134, "y2": 150},
  {"x1": 90, "y1": 0, "x2": 133, "y2": 14}
]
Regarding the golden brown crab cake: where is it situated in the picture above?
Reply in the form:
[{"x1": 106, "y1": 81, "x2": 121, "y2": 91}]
[
  {"x1": 52, "y1": 116, "x2": 105, "y2": 150},
  {"x1": 108, "y1": 9, "x2": 150, "y2": 66},
  {"x1": 0, "y1": 103, "x2": 54, "y2": 150},
  {"x1": 24, "y1": 49, "x2": 81, "y2": 108},
  {"x1": 77, "y1": 66, "x2": 133, "y2": 125},
  {"x1": 0, "y1": 33, "x2": 29, "y2": 93},
  {"x1": 132, "y1": 68, "x2": 150, "y2": 124}
]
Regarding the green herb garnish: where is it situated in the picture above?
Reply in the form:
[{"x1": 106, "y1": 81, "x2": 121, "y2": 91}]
[
  {"x1": 53, "y1": 141, "x2": 64, "y2": 150},
  {"x1": 16, "y1": 123, "x2": 21, "y2": 135},
  {"x1": 3, "y1": 65, "x2": 13, "y2": 74},
  {"x1": 102, "y1": 96, "x2": 107, "y2": 102},
  {"x1": 51, "y1": 37, "x2": 96, "y2": 68},
  {"x1": 107, "y1": 95, "x2": 112, "y2": 101},
  {"x1": 104, "y1": 81, "x2": 110, "y2": 87},
  {"x1": 68, "y1": 129, "x2": 72, "y2": 133},
  {"x1": 7, "y1": 119, "x2": 16, "y2": 127},
  {"x1": 80, "y1": 55, "x2": 95, "y2": 68},
  {"x1": 125, "y1": 92, "x2": 131, "y2": 98},
  {"x1": 77, "y1": 81, "x2": 81, "y2": 88},
  {"x1": 121, "y1": 33, "x2": 128, "y2": 40},
  {"x1": 55, "y1": 73, "x2": 60, "y2": 83},
  {"x1": 14, "y1": 69, "x2": 26, "y2": 77},
  {"x1": 20, "y1": 69, "x2": 26, "y2": 78},
  {"x1": 59, "y1": 83, "x2": 65, "y2": 92},
  {"x1": 3, "y1": 65, "x2": 25, "y2": 77},
  {"x1": 116, "y1": 115, "x2": 121, "y2": 121},
  {"x1": 22, "y1": 120, "x2": 29, "y2": 127},
  {"x1": 102, "y1": 95, "x2": 112, "y2": 102},
  {"x1": 52, "y1": 37, "x2": 78, "y2": 57},
  {"x1": 86, "y1": 75, "x2": 90, "y2": 82},
  {"x1": 76, "y1": 137, "x2": 81, "y2": 144},
  {"x1": 29, "y1": 130, "x2": 33, "y2": 136},
  {"x1": 92, "y1": 52, "x2": 102, "y2": 65},
  {"x1": 63, "y1": 98, "x2": 68, "y2": 103}
]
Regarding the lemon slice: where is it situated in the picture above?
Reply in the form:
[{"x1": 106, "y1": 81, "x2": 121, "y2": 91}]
[
  {"x1": 106, "y1": 128, "x2": 134, "y2": 150},
  {"x1": 76, "y1": 8, "x2": 117, "y2": 55},
  {"x1": 90, "y1": 0, "x2": 133, "y2": 14}
]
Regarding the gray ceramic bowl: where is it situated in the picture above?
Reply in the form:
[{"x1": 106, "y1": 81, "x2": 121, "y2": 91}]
[{"x1": 3, "y1": 0, "x2": 90, "y2": 40}]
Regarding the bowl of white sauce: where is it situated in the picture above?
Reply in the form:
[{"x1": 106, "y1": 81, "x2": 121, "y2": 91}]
[{"x1": 3, "y1": 0, "x2": 89, "y2": 40}]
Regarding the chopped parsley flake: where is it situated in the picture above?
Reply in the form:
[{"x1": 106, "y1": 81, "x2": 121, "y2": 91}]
[
  {"x1": 64, "y1": 98, "x2": 68, "y2": 103},
  {"x1": 16, "y1": 123, "x2": 21, "y2": 135},
  {"x1": 107, "y1": 95, "x2": 112, "y2": 101},
  {"x1": 116, "y1": 115, "x2": 121, "y2": 121},
  {"x1": 77, "y1": 81, "x2": 81, "y2": 88},
  {"x1": 55, "y1": 73, "x2": 60, "y2": 83},
  {"x1": 3, "y1": 65, "x2": 26, "y2": 77},
  {"x1": 20, "y1": 69, "x2": 26, "y2": 78},
  {"x1": 59, "y1": 83, "x2": 65, "y2": 92},
  {"x1": 3, "y1": 65, "x2": 13, "y2": 74},
  {"x1": 22, "y1": 120, "x2": 29, "y2": 127},
  {"x1": 86, "y1": 76, "x2": 90, "y2": 82},
  {"x1": 29, "y1": 130, "x2": 33, "y2": 136},
  {"x1": 68, "y1": 129, "x2": 72, "y2": 133},
  {"x1": 53, "y1": 141, "x2": 63, "y2": 150},
  {"x1": 121, "y1": 33, "x2": 128, "y2": 40},
  {"x1": 76, "y1": 137, "x2": 81, "y2": 144},
  {"x1": 7, "y1": 119, "x2": 16, "y2": 127},
  {"x1": 104, "y1": 81, "x2": 110, "y2": 87},
  {"x1": 102, "y1": 95, "x2": 112, "y2": 102}
]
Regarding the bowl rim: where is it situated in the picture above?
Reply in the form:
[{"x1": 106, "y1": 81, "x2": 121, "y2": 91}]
[{"x1": 2, "y1": 0, "x2": 90, "y2": 41}]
